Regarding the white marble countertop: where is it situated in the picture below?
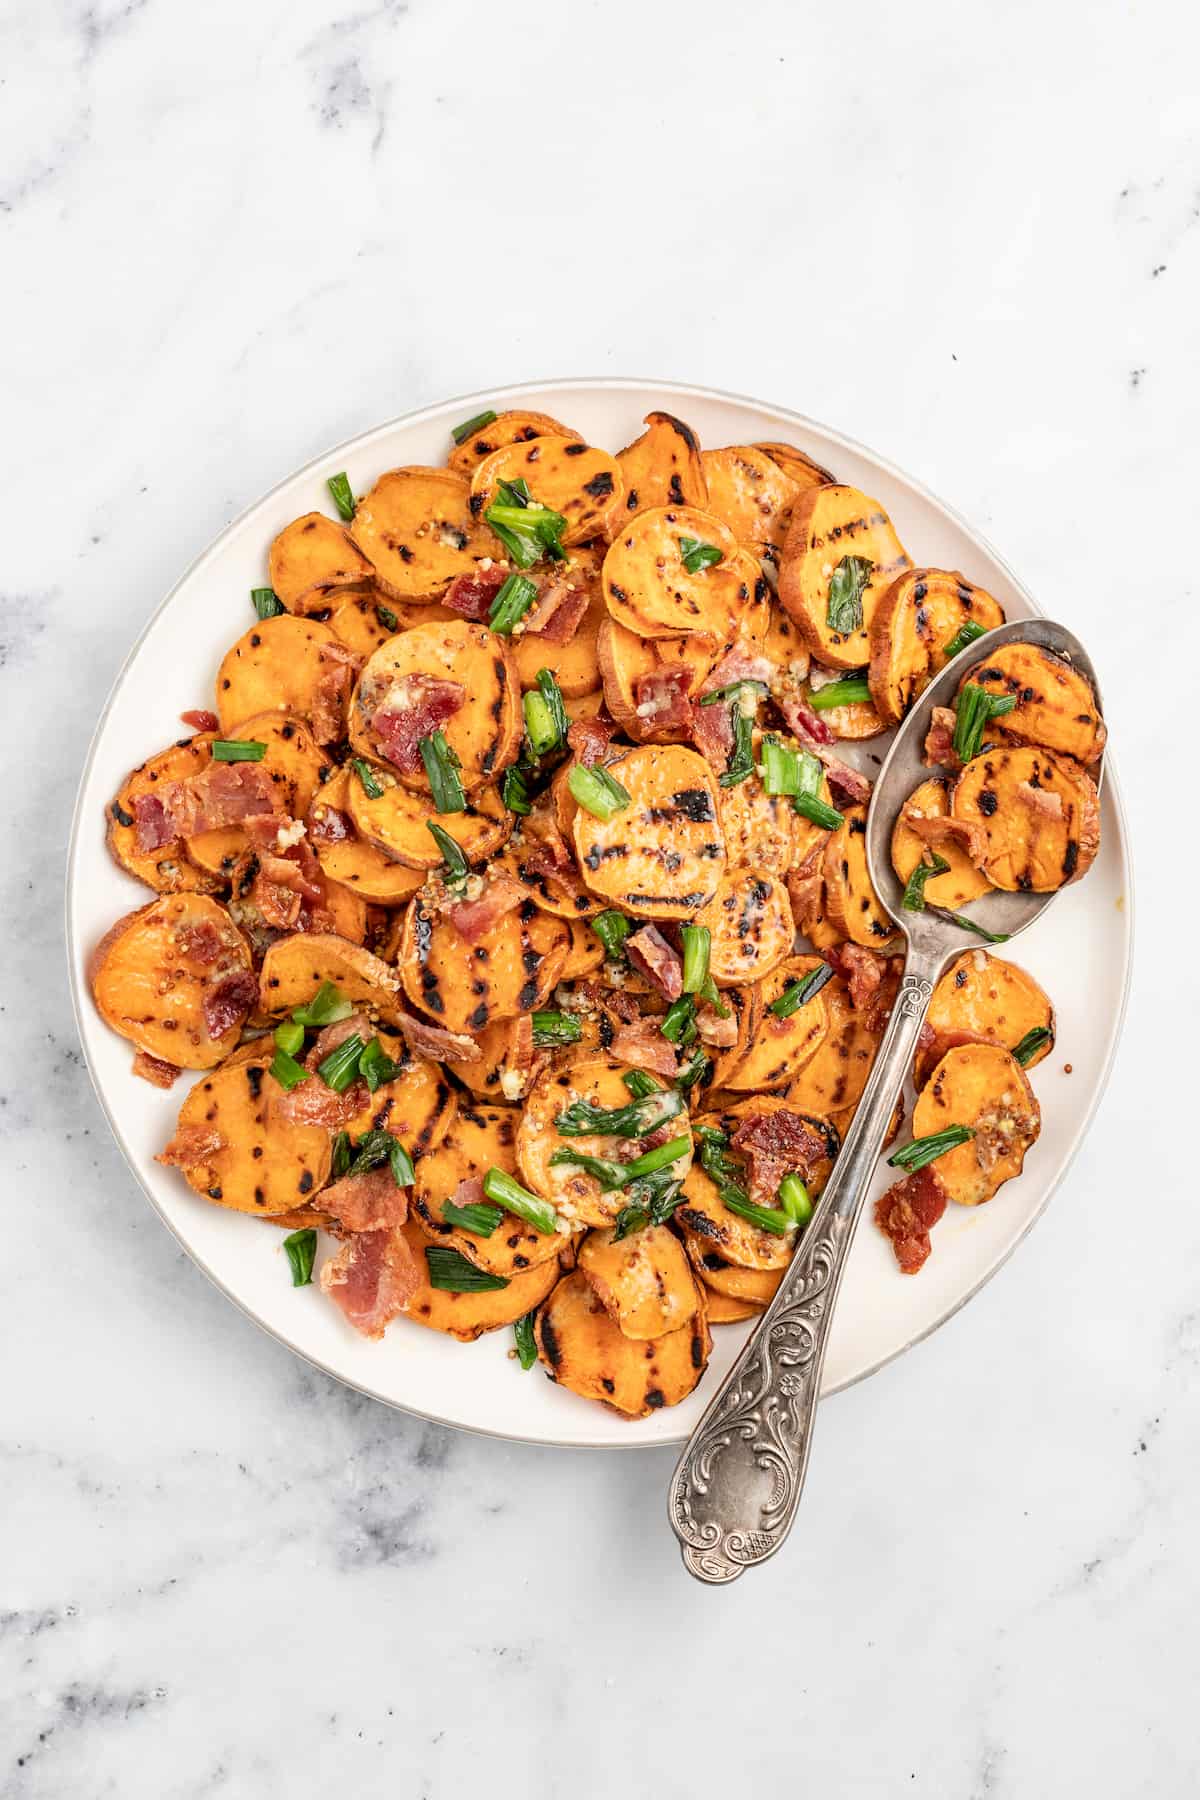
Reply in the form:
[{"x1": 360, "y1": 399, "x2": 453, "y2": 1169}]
[{"x1": 2, "y1": 0, "x2": 1194, "y2": 1793}]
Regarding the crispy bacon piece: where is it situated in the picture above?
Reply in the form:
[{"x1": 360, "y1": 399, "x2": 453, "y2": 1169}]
[
  {"x1": 312, "y1": 662, "x2": 352, "y2": 746},
  {"x1": 610, "y1": 1018, "x2": 680, "y2": 1078},
  {"x1": 696, "y1": 1004, "x2": 738, "y2": 1047},
  {"x1": 874, "y1": 1166, "x2": 949, "y2": 1274},
  {"x1": 320, "y1": 1227, "x2": 420, "y2": 1339},
  {"x1": 731, "y1": 1108, "x2": 829, "y2": 1210},
  {"x1": 156, "y1": 1123, "x2": 223, "y2": 1168},
  {"x1": 826, "y1": 943, "x2": 889, "y2": 1011},
  {"x1": 180, "y1": 709, "x2": 219, "y2": 732},
  {"x1": 521, "y1": 575, "x2": 590, "y2": 644},
  {"x1": 308, "y1": 802, "x2": 351, "y2": 845},
  {"x1": 443, "y1": 565, "x2": 509, "y2": 622},
  {"x1": 689, "y1": 693, "x2": 734, "y2": 771},
  {"x1": 923, "y1": 707, "x2": 960, "y2": 770},
  {"x1": 901, "y1": 806, "x2": 989, "y2": 865},
  {"x1": 787, "y1": 844, "x2": 826, "y2": 937},
  {"x1": 133, "y1": 763, "x2": 283, "y2": 852},
  {"x1": 371, "y1": 677, "x2": 466, "y2": 774},
  {"x1": 702, "y1": 646, "x2": 775, "y2": 695},
  {"x1": 778, "y1": 695, "x2": 834, "y2": 745},
  {"x1": 1017, "y1": 781, "x2": 1065, "y2": 821},
  {"x1": 176, "y1": 919, "x2": 224, "y2": 965},
  {"x1": 566, "y1": 712, "x2": 618, "y2": 767},
  {"x1": 449, "y1": 1175, "x2": 485, "y2": 1210},
  {"x1": 393, "y1": 1006, "x2": 481, "y2": 1064},
  {"x1": 633, "y1": 666, "x2": 694, "y2": 734},
  {"x1": 625, "y1": 924, "x2": 683, "y2": 1001},
  {"x1": 251, "y1": 851, "x2": 323, "y2": 931},
  {"x1": 321, "y1": 1166, "x2": 410, "y2": 1233},
  {"x1": 132, "y1": 1050, "x2": 181, "y2": 1089},
  {"x1": 777, "y1": 695, "x2": 873, "y2": 804},
  {"x1": 201, "y1": 968, "x2": 258, "y2": 1040},
  {"x1": 446, "y1": 873, "x2": 527, "y2": 945},
  {"x1": 572, "y1": 979, "x2": 642, "y2": 1025},
  {"x1": 273, "y1": 1077, "x2": 369, "y2": 1129},
  {"x1": 305, "y1": 1013, "x2": 370, "y2": 1066}
]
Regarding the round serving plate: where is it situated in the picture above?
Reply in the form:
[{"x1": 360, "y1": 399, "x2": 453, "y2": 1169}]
[{"x1": 66, "y1": 379, "x2": 1133, "y2": 1448}]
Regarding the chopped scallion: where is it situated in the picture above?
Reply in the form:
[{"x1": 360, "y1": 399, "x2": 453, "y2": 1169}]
[
  {"x1": 419, "y1": 729, "x2": 466, "y2": 814},
  {"x1": 888, "y1": 1125, "x2": 975, "y2": 1171},
  {"x1": 376, "y1": 602, "x2": 399, "y2": 632},
  {"x1": 426, "y1": 820, "x2": 470, "y2": 886},
  {"x1": 623, "y1": 1070, "x2": 660, "y2": 1099},
  {"x1": 531, "y1": 1010, "x2": 583, "y2": 1049},
  {"x1": 952, "y1": 683, "x2": 1017, "y2": 764},
  {"x1": 719, "y1": 705, "x2": 755, "y2": 789},
  {"x1": 501, "y1": 765, "x2": 532, "y2": 816},
  {"x1": 251, "y1": 587, "x2": 284, "y2": 620},
  {"x1": 273, "y1": 1020, "x2": 305, "y2": 1057},
  {"x1": 769, "y1": 963, "x2": 834, "y2": 1018},
  {"x1": 352, "y1": 758, "x2": 385, "y2": 800},
  {"x1": 808, "y1": 677, "x2": 872, "y2": 711},
  {"x1": 331, "y1": 1130, "x2": 351, "y2": 1179},
  {"x1": 451, "y1": 408, "x2": 498, "y2": 446},
  {"x1": 283, "y1": 1228, "x2": 317, "y2": 1286},
  {"x1": 722, "y1": 1190, "x2": 795, "y2": 1235},
  {"x1": 359, "y1": 1036, "x2": 404, "y2": 1093},
  {"x1": 660, "y1": 995, "x2": 697, "y2": 1046},
  {"x1": 270, "y1": 1048, "x2": 309, "y2": 1091},
  {"x1": 443, "y1": 1199, "x2": 504, "y2": 1236},
  {"x1": 553, "y1": 1088, "x2": 683, "y2": 1141},
  {"x1": 485, "y1": 479, "x2": 567, "y2": 567},
  {"x1": 488, "y1": 573, "x2": 538, "y2": 635},
  {"x1": 389, "y1": 1140, "x2": 415, "y2": 1188},
  {"x1": 1012, "y1": 1025, "x2": 1052, "y2": 1066},
  {"x1": 317, "y1": 1033, "x2": 365, "y2": 1093},
  {"x1": 590, "y1": 910, "x2": 632, "y2": 961},
  {"x1": 680, "y1": 925, "x2": 710, "y2": 995},
  {"x1": 777, "y1": 1174, "x2": 812, "y2": 1226},
  {"x1": 902, "y1": 853, "x2": 951, "y2": 912},
  {"x1": 425, "y1": 1246, "x2": 509, "y2": 1292},
  {"x1": 678, "y1": 535, "x2": 724, "y2": 574},
  {"x1": 568, "y1": 763, "x2": 631, "y2": 821},
  {"x1": 826, "y1": 554, "x2": 873, "y2": 635},
  {"x1": 292, "y1": 981, "x2": 354, "y2": 1029},
  {"x1": 327, "y1": 471, "x2": 355, "y2": 521},
  {"x1": 513, "y1": 1311, "x2": 538, "y2": 1369},
  {"x1": 211, "y1": 738, "x2": 266, "y2": 763},
  {"x1": 943, "y1": 619, "x2": 988, "y2": 659},
  {"x1": 481, "y1": 1167, "x2": 561, "y2": 1234}
]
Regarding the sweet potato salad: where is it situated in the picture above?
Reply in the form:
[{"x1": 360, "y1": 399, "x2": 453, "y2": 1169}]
[{"x1": 89, "y1": 403, "x2": 1104, "y2": 1417}]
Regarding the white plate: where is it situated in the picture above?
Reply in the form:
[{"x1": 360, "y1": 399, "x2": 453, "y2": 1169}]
[{"x1": 66, "y1": 380, "x2": 1133, "y2": 1448}]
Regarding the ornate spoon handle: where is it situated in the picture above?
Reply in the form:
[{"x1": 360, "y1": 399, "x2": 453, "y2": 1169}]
[{"x1": 668, "y1": 945, "x2": 946, "y2": 1584}]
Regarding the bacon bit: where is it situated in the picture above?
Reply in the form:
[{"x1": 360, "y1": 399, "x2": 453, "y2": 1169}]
[
  {"x1": 826, "y1": 943, "x2": 889, "y2": 1011},
  {"x1": 321, "y1": 1166, "x2": 410, "y2": 1233},
  {"x1": 777, "y1": 695, "x2": 873, "y2": 803},
  {"x1": 132, "y1": 1050, "x2": 181, "y2": 1089},
  {"x1": 689, "y1": 693, "x2": 734, "y2": 770},
  {"x1": 320, "y1": 1227, "x2": 420, "y2": 1338},
  {"x1": 696, "y1": 1005, "x2": 738, "y2": 1048},
  {"x1": 180, "y1": 709, "x2": 219, "y2": 732},
  {"x1": 522, "y1": 808, "x2": 573, "y2": 870},
  {"x1": 311, "y1": 642, "x2": 361, "y2": 747},
  {"x1": 901, "y1": 806, "x2": 989, "y2": 865},
  {"x1": 449, "y1": 1175, "x2": 485, "y2": 1211},
  {"x1": 320, "y1": 640, "x2": 364, "y2": 672},
  {"x1": 393, "y1": 1007, "x2": 481, "y2": 1063},
  {"x1": 446, "y1": 873, "x2": 527, "y2": 944},
  {"x1": 566, "y1": 712, "x2": 618, "y2": 767},
  {"x1": 702, "y1": 646, "x2": 775, "y2": 695},
  {"x1": 610, "y1": 1018, "x2": 679, "y2": 1078},
  {"x1": 273, "y1": 1078, "x2": 369, "y2": 1129},
  {"x1": 133, "y1": 763, "x2": 282, "y2": 851},
  {"x1": 633, "y1": 666, "x2": 694, "y2": 734},
  {"x1": 778, "y1": 694, "x2": 835, "y2": 746},
  {"x1": 572, "y1": 979, "x2": 642, "y2": 1024},
  {"x1": 156, "y1": 1123, "x2": 223, "y2": 1168},
  {"x1": 1017, "y1": 781, "x2": 1064, "y2": 821},
  {"x1": 201, "y1": 968, "x2": 258, "y2": 1039},
  {"x1": 521, "y1": 576, "x2": 590, "y2": 644},
  {"x1": 923, "y1": 706, "x2": 960, "y2": 770},
  {"x1": 625, "y1": 924, "x2": 683, "y2": 1001},
  {"x1": 443, "y1": 565, "x2": 509, "y2": 622},
  {"x1": 305, "y1": 1013, "x2": 371, "y2": 1067},
  {"x1": 258, "y1": 853, "x2": 323, "y2": 903},
  {"x1": 731, "y1": 1109, "x2": 828, "y2": 1210},
  {"x1": 176, "y1": 919, "x2": 225, "y2": 965},
  {"x1": 371, "y1": 677, "x2": 466, "y2": 774},
  {"x1": 308, "y1": 802, "x2": 352, "y2": 845},
  {"x1": 874, "y1": 1166, "x2": 949, "y2": 1273}
]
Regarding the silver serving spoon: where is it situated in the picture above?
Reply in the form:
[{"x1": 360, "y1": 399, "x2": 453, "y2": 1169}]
[{"x1": 668, "y1": 617, "x2": 1105, "y2": 1584}]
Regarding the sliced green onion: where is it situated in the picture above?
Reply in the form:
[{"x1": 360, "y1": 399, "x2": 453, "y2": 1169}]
[
  {"x1": 353, "y1": 757, "x2": 385, "y2": 799},
  {"x1": 623, "y1": 1070, "x2": 660, "y2": 1099},
  {"x1": 680, "y1": 925, "x2": 710, "y2": 995},
  {"x1": 697, "y1": 975, "x2": 730, "y2": 1019},
  {"x1": 327, "y1": 471, "x2": 355, "y2": 521},
  {"x1": 678, "y1": 535, "x2": 724, "y2": 574},
  {"x1": 283, "y1": 1228, "x2": 317, "y2": 1286},
  {"x1": 488, "y1": 573, "x2": 539, "y2": 635},
  {"x1": 531, "y1": 1010, "x2": 583, "y2": 1049},
  {"x1": 612, "y1": 1167, "x2": 685, "y2": 1239},
  {"x1": 722, "y1": 1190, "x2": 795, "y2": 1235},
  {"x1": 623, "y1": 1134, "x2": 690, "y2": 1181},
  {"x1": 481, "y1": 1167, "x2": 561, "y2": 1234},
  {"x1": 760, "y1": 735, "x2": 801, "y2": 796},
  {"x1": 443, "y1": 1199, "x2": 504, "y2": 1236},
  {"x1": 888, "y1": 1124, "x2": 975, "y2": 1171},
  {"x1": 1012, "y1": 1025, "x2": 1053, "y2": 1066},
  {"x1": 513, "y1": 1311, "x2": 538, "y2": 1369},
  {"x1": 590, "y1": 910, "x2": 632, "y2": 961},
  {"x1": 425, "y1": 1246, "x2": 509, "y2": 1292},
  {"x1": 554, "y1": 1088, "x2": 684, "y2": 1141},
  {"x1": 317, "y1": 1033, "x2": 365, "y2": 1093},
  {"x1": 376, "y1": 603, "x2": 399, "y2": 632},
  {"x1": 251, "y1": 587, "x2": 284, "y2": 619},
  {"x1": 794, "y1": 790, "x2": 845, "y2": 831},
  {"x1": 660, "y1": 995, "x2": 697, "y2": 1046},
  {"x1": 674, "y1": 1049, "x2": 711, "y2": 1092},
  {"x1": 389, "y1": 1140, "x2": 415, "y2": 1188},
  {"x1": 700, "y1": 679, "x2": 769, "y2": 707},
  {"x1": 485, "y1": 480, "x2": 567, "y2": 567},
  {"x1": 270, "y1": 1048, "x2": 310, "y2": 1091},
  {"x1": 292, "y1": 981, "x2": 354, "y2": 1029},
  {"x1": 769, "y1": 963, "x2": 834, "y2": 1018},
  {"x1": 426, "y1": 820, "x2": 470, "y2": 885},
  {"x1": 940, "y1": 909, "x2": 1010, "y2": 944},
  {"x1": 523, "y1": 690, "x2": 557, "y2": 757},
  {"x1": 568, "y1": 763, "x2": 630, "y2": 820},
  {"x1": 344, "y1": 1129, "x2": 394, "y2": 1175},
  {"x1": 719, "y1": 706, "x2": 755, "y2": 789},
  {"x1": 548, "y1": 1148, "x2": 628, "y2": 1187},
  {"x1": 535, "y1": 668, "x2": 568, "y2": 749},
  {"x1": 953, "y1": 684, "x2": 1017, "y2": 763},
  {"x1": 826, "y1": 554, "x2": 873, "y2": 635},
  {"x1": 501, "y1": 765, "x2": 532, "y2": 816},
  {"x1": 451, "y1": 408, "x2": 498, "y2": 446},
  {"x1": 419, "y1": 729, "x2": 466, "y2": 814},
  {"x1": 902, "y1": 853, "x2": 951, "y2": 913},
  {"x1": 943, "y1": 618, "x2": 988, "y2": 659},
  {"x1": 331, "y1": 1130, "x2": 351, "y2": 1178},
  {"x1": 211, "y1": 738, "x2": 266, "y2": 763},
  {"x1": 359, "y1": 1036, "x2": 404, "y2": 1093},
  {"x1": 777, "y1": 1174, "x2": 813, "y2": 1227},
  {"x1": 808, "y1": 677, "x2": 872, "y2": 711},
  {"x1": 273, "y1": 1020, "x2": 305, "y2": 1057}
]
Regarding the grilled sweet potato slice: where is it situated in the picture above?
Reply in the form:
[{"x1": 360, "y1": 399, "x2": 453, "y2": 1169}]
[
  {"x1": 676, "y1": 1126, "x2": 795, "y2": 1272},
  {"x1": 572, "y1": 745, "x2": 725, "y2": 919},
  {"x1": 535, "y1": 1269, "x2": 710, "y2": 1417},
  {"x1": 596, "y1": 615, "x2": 717, "y2": 742},
  {"x1": 329, "y1": 594, "x2": 405, "y2": 660},
  {"x1": 413, "y1": 1104, "x2": 570, "y2": 1276},
  {"x1": 963, "y1": 642, "x2": 1106, "y2": 764},
  {"x1": 348, "y1": 620, "x2": 521, "y2": 794},
  {"x1": 258, "y1": 933, "x2": 407, "y2": 1026},
  {"x1": 910, "y1": 1042, "x2": 1040, "y2": 1205},
  {"x1": 682, "y1": 1234, "x2": 785, "y2": 1305},
  {"x1": 402, "y1": 1215, "x2": 561, "y2": 1341},
  {"x1": 822, "y1": 805, "x2": 895, "y2": 947},
  {"x1": 89, "y1": 895, "x2": 254, "y2": 1069},
  {"x1": 722, "y1": 955, "x2": 830, "y2": 1092},
  {"x1": 187, "y1": 714, "x2": 326, "y2": 877},
  {"x1": 778, "y1": 484, "x2": 911, "y2": 669},
  {"x1": 561, "y1": 914, "x2": 605, "y2": 980},
  {"x1": 339, "y1": 1032, "x2": 457, "y2": 1158},
  {"x1": 617, "y1": 411, "x2": 708, "y2": 517},
  {"x1": 106, "y1": 736, "x2": 222, "y2": 895},
  {"x1": 753, "y1": 441, "x2": 835, "y2": 489},
  {"x1": 346, "y1": 768, "x2": 512, "y2": 871},
  {"x1": 347, "y1": 467, "x2": 492, "y2": 602},
  {"x1": 717, "y1": 764, "x2": 801, "y2": 878},
  {"x1": 509, "y1": 553, "x2": 606, "y2": 701},
  {"x1": 441, "y1": 1014, "x2": 546, "y2": 1103},
  {"x1": 783, "y1": 973, "x2": 891, "y2": 1115},
  {"x1": 602, "y1": 506, "x2": 750, "y2": 640},
  {"x1": 447, "y1": 408, "x2": 581, "y2": 478},
  {"x1": 700, "y1": 445, "x2": 799, "y2": 560},
  {"x1": 702, "y1": 1289, "x2": 764, "y2": 1323},
  {"x1": 162, "y1": 1053, "x2": 332, "y2": 1214},
  {"x1": 697, "y1": 874, "x2": 795, "y2": 987},
  {"x1": 578, "y1": 1223, "x2": 699, "y2": 1340},
  {"x1": 306, "y1": 769, "x2": 424, "y2": 905},
  {"x1": 868, "y1": 569, "x2": 1005, "y2": 725},
  {"x1": 216, "y1": 615, "x2": 342, "y2": 733},
  {"x1": 891, "y1": 776, "x2": 991, "y2": 911},
  {"x1": 397, "y1": 894, "x2": 569, "y2": 1033},
  {"x1": 914, "y1": 951, "x2": 1055, "y2": 1087},
  {"x1": 268, "y1": 513, "x2": 374, "y2": 615},
  {"x1": 470, "y1": 438, "x2": 625, "y2": 546},
  {"x1": 952, "y1": 746, "x2": 1100, "y2": 891}
]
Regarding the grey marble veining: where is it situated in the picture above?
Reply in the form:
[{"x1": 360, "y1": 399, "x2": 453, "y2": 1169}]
[{"x1": 2, "y1": 0, "x2": 1196, "y2": 1793}]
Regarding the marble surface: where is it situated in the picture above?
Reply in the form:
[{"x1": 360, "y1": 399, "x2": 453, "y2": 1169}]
[{"x1": 1, "y1": 0, "x2": 1194, "y2": 1793}]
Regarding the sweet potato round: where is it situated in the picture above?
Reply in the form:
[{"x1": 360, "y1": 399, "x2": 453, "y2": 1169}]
[
  {"x1": 89, "y1": 895, "x2": 253, "y2": 1069},
  {"x1": 166, "y1": 1054, "x2": 332, "y2": 1215},
  {"x1": 778, "y1": 484, "x2": 911, "y2": 669},
  {"x1": 348, "y1": 466, "x2": 493, "y2": 601},
  {"x1": 534, "y1": 1269, "x2": 710, "y2": 1417}
]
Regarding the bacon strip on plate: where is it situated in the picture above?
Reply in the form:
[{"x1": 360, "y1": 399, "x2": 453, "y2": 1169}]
[
  {"x1": 874, "y1": 1166, "x2": 948, "y2": 1273},
  {"x1": 625, "y1": 924, "x2": 683, "y2": 1001},
  {"x1": 321, "y1": 1166, "x2": 410, "y2": 1233},
  {"x1": 371, "y1": 677, "x2": 465, "y2": 774},
  {"x1": 446, "y1": 874, "x2": 527, "y2": 945},
  {"x1": 320, "y1": 1227, "x2": 420, "y2": 1338},
  {"x1": 730, "y1": 1108, "x2": 828, "y2": 1210},
  {"x1": 132, "y1": 763, "x2": 282, "y2": 852}
]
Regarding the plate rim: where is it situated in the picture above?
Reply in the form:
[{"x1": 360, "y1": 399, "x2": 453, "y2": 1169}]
[{"x1": 65, "y1": 375, "x2": 1135, "y2": 1449}]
